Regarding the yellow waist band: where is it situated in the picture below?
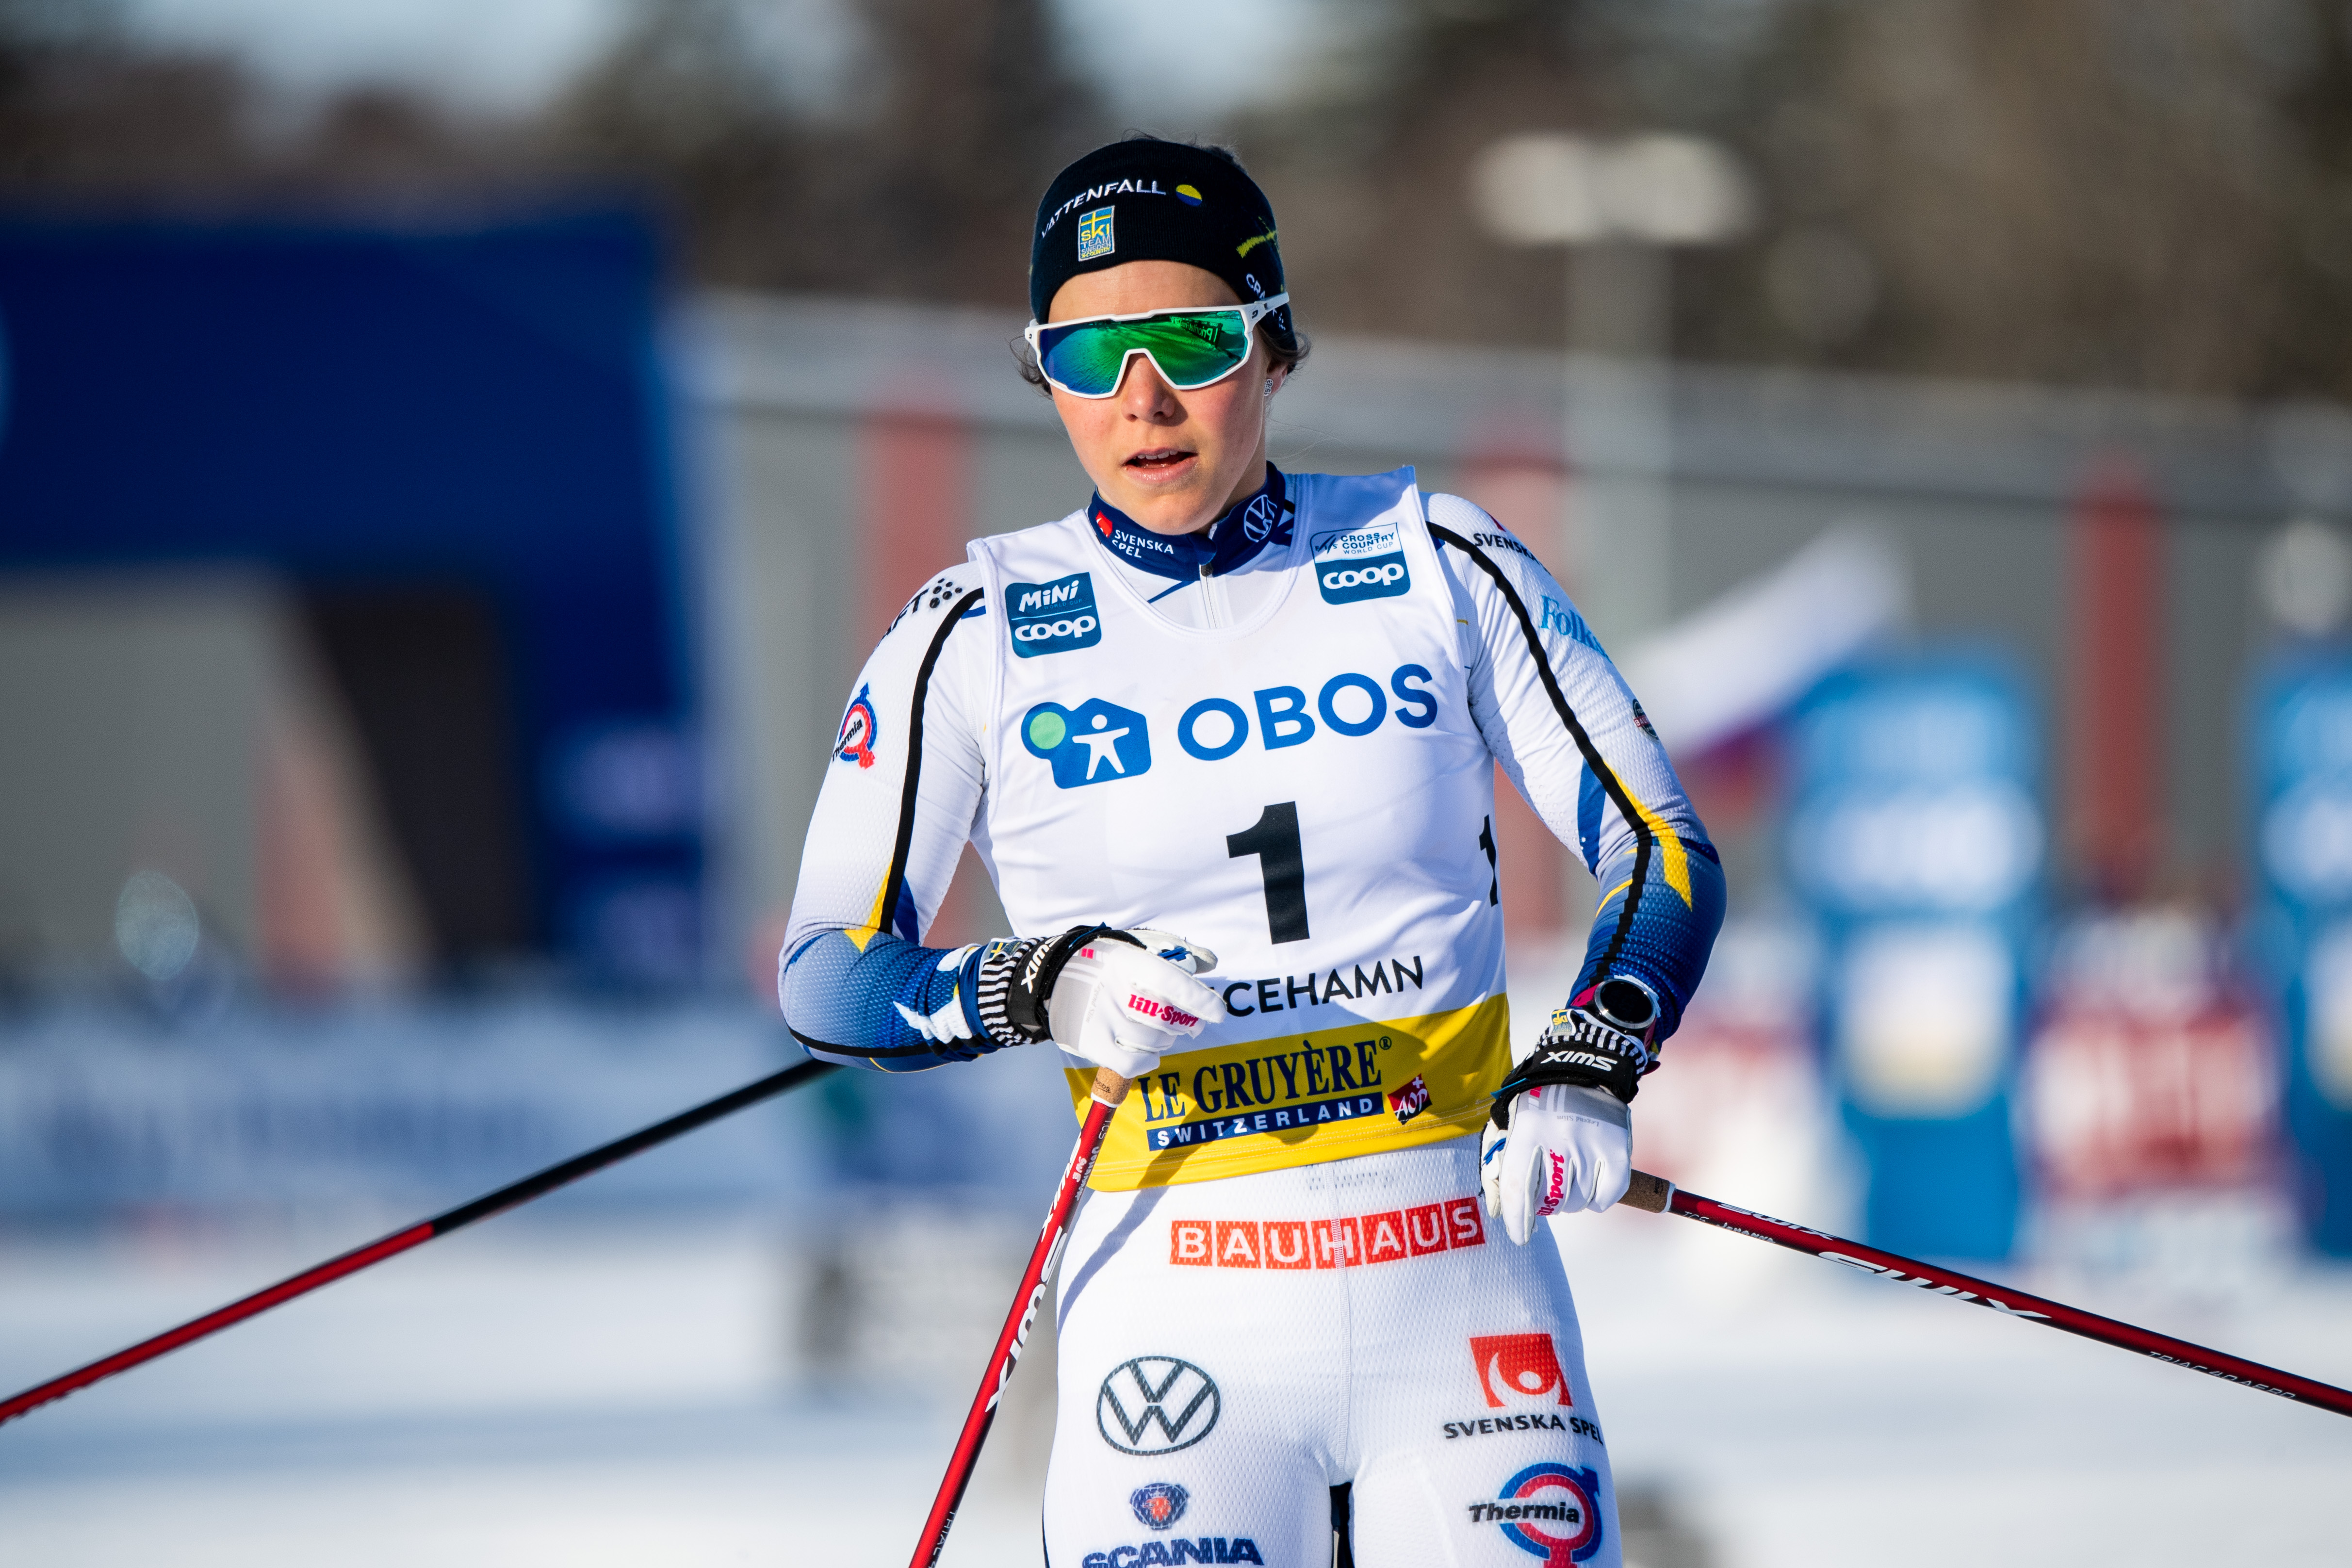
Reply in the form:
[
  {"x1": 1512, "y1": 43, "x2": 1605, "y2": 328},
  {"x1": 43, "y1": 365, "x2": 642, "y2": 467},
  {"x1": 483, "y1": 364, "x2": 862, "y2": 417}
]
[{"x1": 1063, "y1": 996, "x2": 1512, "y2": 1191}]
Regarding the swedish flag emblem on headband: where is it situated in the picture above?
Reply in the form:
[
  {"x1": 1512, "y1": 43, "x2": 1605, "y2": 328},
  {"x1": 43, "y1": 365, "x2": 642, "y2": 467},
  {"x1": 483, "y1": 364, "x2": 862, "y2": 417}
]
[{"x1": 1076, "y1": 206, "x2": 1115, "y2": 262}]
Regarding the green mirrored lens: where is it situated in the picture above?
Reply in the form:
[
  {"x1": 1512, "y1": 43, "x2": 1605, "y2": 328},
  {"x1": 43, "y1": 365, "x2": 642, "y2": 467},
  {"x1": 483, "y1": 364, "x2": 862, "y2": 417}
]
[{"x1": 1039, "y1": 310, "x2": 1251, "y2": 395}]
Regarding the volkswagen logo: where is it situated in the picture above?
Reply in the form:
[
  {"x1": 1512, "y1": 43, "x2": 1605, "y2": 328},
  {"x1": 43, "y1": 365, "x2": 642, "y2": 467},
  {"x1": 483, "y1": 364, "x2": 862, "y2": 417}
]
[{"x1": 1096, "y1": 1356, "x2": 1221, "y2": 1455}]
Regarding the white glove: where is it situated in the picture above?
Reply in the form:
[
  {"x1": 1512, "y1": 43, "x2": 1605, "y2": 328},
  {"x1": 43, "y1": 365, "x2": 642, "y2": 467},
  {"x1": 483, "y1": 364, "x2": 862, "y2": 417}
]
[
  {"x1": 1045, "y1": 928, "x2": 1224, "y2": 1081},
  {"x1": 1481, "y1": 1083, "x2": 1632, "y2": 1244}
]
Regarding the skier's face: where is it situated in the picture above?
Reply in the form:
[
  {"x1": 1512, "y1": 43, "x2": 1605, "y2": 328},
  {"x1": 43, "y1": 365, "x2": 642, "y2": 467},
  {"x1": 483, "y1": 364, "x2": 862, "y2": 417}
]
[{"x1": 1045, "y1": 261, "x2": 1287, "y2": 536}]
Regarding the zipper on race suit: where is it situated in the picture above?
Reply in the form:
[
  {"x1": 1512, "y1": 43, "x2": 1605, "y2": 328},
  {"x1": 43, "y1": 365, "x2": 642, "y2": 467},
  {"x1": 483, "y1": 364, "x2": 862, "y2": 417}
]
[{"x1": 1197, "y1": 562, "x2": 1228, "y2": 629}]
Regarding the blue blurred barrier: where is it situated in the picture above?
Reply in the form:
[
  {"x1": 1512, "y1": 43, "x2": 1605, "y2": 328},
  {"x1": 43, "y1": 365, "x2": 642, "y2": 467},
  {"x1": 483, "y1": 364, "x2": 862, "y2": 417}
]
[
  {"x1": 0, "y1": 1003, "x2": 819, "y2": 1219},
  {"x1": 1787, "y1": 659, "x2": 2041, "y2": 1258},
  {"x1": 2254, "y1": 660, "x2": 2352, "y2": 1256},
  {"x1": 0, "y1": 1001, "x2": 1079, "y2": 1222}
]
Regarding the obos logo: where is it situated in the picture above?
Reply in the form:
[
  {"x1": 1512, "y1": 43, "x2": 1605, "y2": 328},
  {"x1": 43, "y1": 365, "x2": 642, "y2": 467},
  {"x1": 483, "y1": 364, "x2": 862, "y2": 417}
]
[
  {"x1": 1313, "y1": 520, "x2": 1411, "y2": 604},
  {"x1": 1008, "y1": 572, "x2": 1102, "y2": 658},
  {"x1": 1025, "y1": 698, "x2": 1150, "y2": 788},
  {"x1": 1469, "y1": 1462, "x2": 1604, "y2": 1564},
  {"x1": 1097, "y1": 1356, "x2": 1220, "y2": 1454}
]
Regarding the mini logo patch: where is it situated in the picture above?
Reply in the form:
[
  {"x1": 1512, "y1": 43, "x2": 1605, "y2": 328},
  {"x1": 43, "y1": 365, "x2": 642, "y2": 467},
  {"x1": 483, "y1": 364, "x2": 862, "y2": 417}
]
[
  {"x1": 1130, "y1": 1481, "x2": 1189, "y2": 1530},
  {"x1": 1077, "y1": 205, "x2": 1116, "y2": 261},
  {"x1": 1007, "y1": 572, "x2": 1102, "y2": 658}
]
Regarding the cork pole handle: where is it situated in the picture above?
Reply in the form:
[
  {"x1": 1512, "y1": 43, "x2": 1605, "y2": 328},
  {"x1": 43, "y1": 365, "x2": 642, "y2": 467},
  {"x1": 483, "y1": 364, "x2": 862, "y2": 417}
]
[
  {"x1": 1090, "y1": 1068, "x2": 1132, "y2": 1108},
  {"x1": 1621, "y1": 1169, "x2": 1676, "y2": 1214}
]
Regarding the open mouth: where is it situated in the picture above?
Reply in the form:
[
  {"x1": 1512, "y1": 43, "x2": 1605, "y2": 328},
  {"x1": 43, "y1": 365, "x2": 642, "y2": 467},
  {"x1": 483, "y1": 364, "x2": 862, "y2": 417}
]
[{"x1": 1124, "y1": 446, "x2": 1196, "y2": 477}]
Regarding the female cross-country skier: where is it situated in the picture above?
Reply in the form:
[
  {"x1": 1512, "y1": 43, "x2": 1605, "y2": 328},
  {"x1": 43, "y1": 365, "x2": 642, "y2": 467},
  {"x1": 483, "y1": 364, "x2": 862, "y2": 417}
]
[{"x1": 781, "y1": 135, "x2": 1724, "y2": 1566}]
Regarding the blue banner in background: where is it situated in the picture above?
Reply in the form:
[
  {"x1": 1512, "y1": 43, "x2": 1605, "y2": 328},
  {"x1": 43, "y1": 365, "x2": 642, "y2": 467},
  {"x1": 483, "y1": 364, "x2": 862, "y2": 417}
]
[
  {"x1": 0, "y1": 211, "x2": 699, "y2": 982},
  {"x1": 2253, "y1": 660, "x2": 2352, "y2": 1256},
  {"x1": 1786, "y1": 659, "x2": 2040, "y2": 1259}
]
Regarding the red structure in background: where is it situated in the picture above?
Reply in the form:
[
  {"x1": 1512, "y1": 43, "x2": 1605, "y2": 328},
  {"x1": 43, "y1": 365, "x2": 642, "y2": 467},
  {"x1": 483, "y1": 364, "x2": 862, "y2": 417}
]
[
  {"x1": 2031, "y1": 996, "x2": 2274, "y2": 1198},
  {"x1": 2067, "y1": 461, "x2": 2164, "y2": 899},
  {"x1": 859, "y1": 409, "x2": 1002, "y2": 948},
  {"x1": 861, "y1": 410, "x2": 975, "y2": 645},
  {"x1": 1455, "y1": 446, "x2": 1572, "y2": 947}
]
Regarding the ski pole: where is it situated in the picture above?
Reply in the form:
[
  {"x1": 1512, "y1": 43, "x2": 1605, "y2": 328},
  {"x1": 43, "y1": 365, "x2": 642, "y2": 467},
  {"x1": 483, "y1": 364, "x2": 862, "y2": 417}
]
[
  {"x1": 0, "y1": 1056, "x2": 842, "y2": 1428},
  {"x1": 1621, "y1": 1169, "x2": 2352, "y2": 1419},
  {"x1": 909, "y1": 1067, "x2": 1127, "y2": 1568}
]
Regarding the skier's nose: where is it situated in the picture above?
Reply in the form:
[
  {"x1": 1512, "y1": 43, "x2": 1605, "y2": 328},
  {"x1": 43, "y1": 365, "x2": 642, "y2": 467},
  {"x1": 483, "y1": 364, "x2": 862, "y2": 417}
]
[{"x1": 1119, "y1": 355, "x2": 1185, "y2": 422}]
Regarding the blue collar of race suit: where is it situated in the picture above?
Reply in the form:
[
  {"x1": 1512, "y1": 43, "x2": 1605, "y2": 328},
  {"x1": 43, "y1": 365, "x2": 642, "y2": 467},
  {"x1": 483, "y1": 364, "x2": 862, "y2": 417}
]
[{"x1": 1085, "y1": 467, "x2": 1291, "y2": 584}]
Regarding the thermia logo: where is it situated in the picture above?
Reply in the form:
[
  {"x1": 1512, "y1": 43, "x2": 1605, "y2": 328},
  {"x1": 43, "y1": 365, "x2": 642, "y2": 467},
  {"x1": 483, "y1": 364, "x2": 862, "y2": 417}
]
[
  {"x1": 1008, "y1": 572, "x2": 1102, "y2": 658},
  {"x1": 1470, "y1": 1462, "x2": 1605, "y2": 1564},
  {"x1": 1024, "y1": 699, "x2": 1150, "y2": 787},
  {"x1": 1312, "y1": 520, "x2": 1412, "y2": 604}
]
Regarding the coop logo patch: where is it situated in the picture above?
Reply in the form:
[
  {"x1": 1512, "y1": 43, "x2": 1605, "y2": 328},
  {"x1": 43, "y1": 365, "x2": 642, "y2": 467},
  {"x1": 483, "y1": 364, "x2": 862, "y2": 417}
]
[
  {"x1": 834, "y1": 685, "x2": 878, "y2": 768},
  {"x1": 1024, "y1": 699, "x2": 1150, "y2": 787},
  {"x1": 1312, "y1": 519, "x2": 1411, "y2": 604},
  {"x1": 1078, "y1": 205, "x2": 1117, "y2": 261},
  {"x1": 1130, "y1": 1482, "x2": 1189, "y2": 1530},
  {"x1": 1471, "y1": 1334, "x2": 1572, "y2": 1408},
  {"x1": 1470, "y1": 1462, "x2": 1604, "y2": 1563},
  {"x1": 1097, "y1": 1356, "x2": 1221, "y2": 1455},
  {"x1": 1008, "y1": 572, "x2": 1102, "y2": 657}
]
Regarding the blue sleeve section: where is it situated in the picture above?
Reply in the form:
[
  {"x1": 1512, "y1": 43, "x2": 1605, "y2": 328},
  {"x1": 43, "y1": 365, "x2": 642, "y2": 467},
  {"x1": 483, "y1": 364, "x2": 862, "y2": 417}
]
[
  {"x1": 1570, "y1": 838, "x2": 1727, "y2": 1043},
  {"x1": 780, "y1": 928, "x2": 997, "y2": 1073},
  {"x1": 1575, "y1": 765, "x2": 1604, "y2": 872}
]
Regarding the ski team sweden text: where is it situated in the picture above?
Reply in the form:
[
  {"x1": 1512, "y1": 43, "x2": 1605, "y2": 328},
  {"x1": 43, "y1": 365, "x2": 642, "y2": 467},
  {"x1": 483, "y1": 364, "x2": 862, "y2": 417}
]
[{"x1": 779, "y1": 470, "x2": 1724, "y2": 1191}]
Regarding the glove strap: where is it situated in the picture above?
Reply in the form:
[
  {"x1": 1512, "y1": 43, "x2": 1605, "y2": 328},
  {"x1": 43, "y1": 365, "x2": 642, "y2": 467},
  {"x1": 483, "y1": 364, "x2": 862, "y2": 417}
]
[
  {"x1": 1491, "y1": 997, "x2": 1658, "y2": 1116},
  {"x1": 987, "y1": 923, "x2": 1142, "y2": 1045}
]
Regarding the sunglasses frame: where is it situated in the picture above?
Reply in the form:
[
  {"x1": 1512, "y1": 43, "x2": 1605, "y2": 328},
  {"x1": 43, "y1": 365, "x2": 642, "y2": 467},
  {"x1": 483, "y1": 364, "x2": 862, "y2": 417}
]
[{"x1": 1023, "y1": 294, "x2": 1291, "y2": 400}]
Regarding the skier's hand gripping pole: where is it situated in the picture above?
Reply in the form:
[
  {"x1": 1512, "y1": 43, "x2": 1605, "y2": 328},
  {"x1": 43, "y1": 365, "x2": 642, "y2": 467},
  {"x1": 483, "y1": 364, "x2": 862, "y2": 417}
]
[
  {"x1": 909, "y1": 1066, "x2": 1129, "y2": 1568},
  {"x1": 1617, "y1": 1169, "x2": 2352, "y2": 1419},
  {"x1": 0, "y1": 1057, "x2": 843, "y2": 1429}
]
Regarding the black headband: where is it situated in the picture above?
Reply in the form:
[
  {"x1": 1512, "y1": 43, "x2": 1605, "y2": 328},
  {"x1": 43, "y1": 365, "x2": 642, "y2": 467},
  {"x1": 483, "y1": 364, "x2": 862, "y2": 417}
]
[{"x1": 1029, "y1": 138, "x2": 1293, "y2": 351}]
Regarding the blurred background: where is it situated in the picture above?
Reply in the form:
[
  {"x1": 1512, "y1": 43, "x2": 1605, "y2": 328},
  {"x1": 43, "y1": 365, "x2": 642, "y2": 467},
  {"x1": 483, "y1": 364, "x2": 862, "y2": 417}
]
[{"x1": 3, "y1": 0, "x2": 2352, "y2": 1562}]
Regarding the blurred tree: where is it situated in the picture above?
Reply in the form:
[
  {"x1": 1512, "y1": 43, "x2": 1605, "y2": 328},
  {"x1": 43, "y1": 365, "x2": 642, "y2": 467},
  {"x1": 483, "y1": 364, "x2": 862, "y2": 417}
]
[
  {"x1": 549, "y1": 0, "x2": 1107, "y2": 300},
  {"x1": 4, "y1": 0, "x2": 2350, "y2": 398},
  {"x1": 1235, "y1": 0, "x2": 2352, "y2": 400}
]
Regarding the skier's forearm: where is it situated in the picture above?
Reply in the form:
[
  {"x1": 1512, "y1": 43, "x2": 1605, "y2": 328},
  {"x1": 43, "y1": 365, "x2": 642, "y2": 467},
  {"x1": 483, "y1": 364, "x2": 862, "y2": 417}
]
[
  {"x1": 1567, "y1": 841, "x2": 1726, "y2": 1042},
  {"x1": 779, "y1": 925, "x2": 999, "y2": 1072}
]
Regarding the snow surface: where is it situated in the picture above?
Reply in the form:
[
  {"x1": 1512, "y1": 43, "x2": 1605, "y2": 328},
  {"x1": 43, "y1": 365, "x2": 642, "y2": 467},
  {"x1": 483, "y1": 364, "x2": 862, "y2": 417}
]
[{"x1": 3, "y1": 1199, "x2": 2347, "y2": 1566}]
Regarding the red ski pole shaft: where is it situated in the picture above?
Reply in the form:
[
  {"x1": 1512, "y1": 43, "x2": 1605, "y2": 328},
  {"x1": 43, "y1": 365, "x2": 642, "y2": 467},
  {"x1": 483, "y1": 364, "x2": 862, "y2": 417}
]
[
  {"x1": 0, "y1": 1057, "x2": 840, "y2": 1429},
  {"x1": 909, "y1": 1068, "x2": 1127, "y2": 1568},
  {"x1": 1620, "y1": 1170, "x2": 2352, "y2": 1419}
]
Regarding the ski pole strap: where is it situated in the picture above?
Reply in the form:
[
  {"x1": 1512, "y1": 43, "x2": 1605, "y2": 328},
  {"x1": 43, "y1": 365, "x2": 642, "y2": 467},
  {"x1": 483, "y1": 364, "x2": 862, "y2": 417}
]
[
  {"x1": 1490, "y1": 1005, "x2": 1654, "y2": 1115},
  {"x1": 999, "y1": 923, "x2": 1142, "y2": 1043}
]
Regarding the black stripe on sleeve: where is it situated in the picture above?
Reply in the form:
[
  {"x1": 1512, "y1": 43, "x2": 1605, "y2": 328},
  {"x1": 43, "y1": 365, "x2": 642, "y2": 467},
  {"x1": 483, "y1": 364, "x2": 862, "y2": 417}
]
[
  {"x1": 874, "y1": 586, "x2": 987, "y2": 946},
  {"x1": 1429, "y1": 523, "x2": 1654, "y2": 978},
  {"x1": 792, "y1": 585, "x2": 988, "y2": 1064}
]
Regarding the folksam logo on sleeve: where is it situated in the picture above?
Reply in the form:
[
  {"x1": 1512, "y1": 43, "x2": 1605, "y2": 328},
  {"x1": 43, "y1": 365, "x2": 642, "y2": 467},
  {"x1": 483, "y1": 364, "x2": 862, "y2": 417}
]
[
  {"x1": 1312, "y1": 521, "x2": 1411, "y2": 604},
  {"x1": 1008, "y1": 572, "x2": 1103, "y2": 657}
]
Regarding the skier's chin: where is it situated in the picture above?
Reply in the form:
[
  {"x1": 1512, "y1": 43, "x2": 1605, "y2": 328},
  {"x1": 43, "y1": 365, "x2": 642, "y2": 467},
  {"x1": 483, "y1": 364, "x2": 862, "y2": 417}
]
[{"x1": 1109, "y1": 453, "x2": 1218, "y2": 530}]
